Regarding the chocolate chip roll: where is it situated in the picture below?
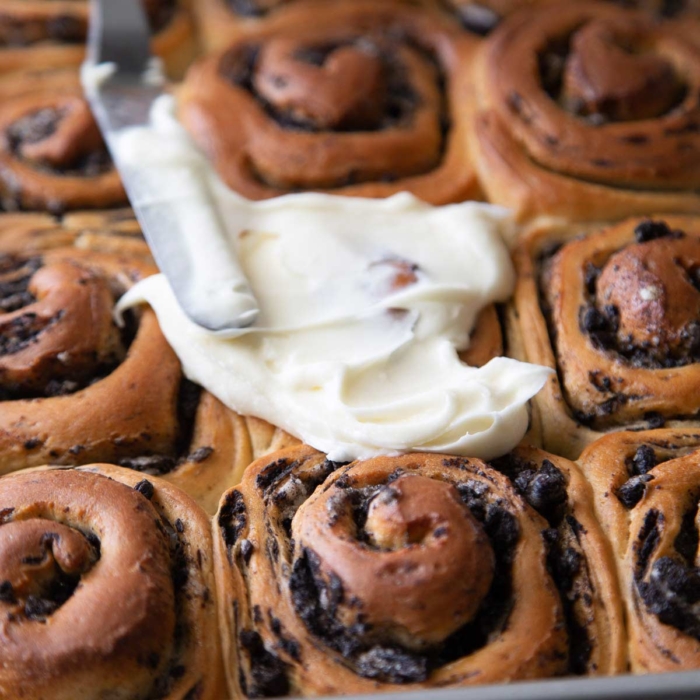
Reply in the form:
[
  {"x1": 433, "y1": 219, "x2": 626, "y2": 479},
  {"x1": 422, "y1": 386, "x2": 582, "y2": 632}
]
[
  {"x1": 0, "y1": 0, "x2": 195, "y2": 78},
  {"x1": 510, "y1": 215, "x2": 700, "y2": 459},
  {"x1": 0, "y1": 221, "x2": 296, "y2": 514},
  {"x1": 214, "y1": 444, "x2": 624, "y2": 696},
  {"x1": 581, "y1": 429, "x2": 700, "y2": 672},
  {"x1": 469, "y1": 1, "x2": 700, "y2": 222},
  {"x1": 0, "y1": 68, "x2": 126, "y2": 213},
  {"x1": 180, "y1": 0, "x2": 481, "y2": 204},
  {"x1": 0, "y1": 464, "x2": 225, "y2": 699}
]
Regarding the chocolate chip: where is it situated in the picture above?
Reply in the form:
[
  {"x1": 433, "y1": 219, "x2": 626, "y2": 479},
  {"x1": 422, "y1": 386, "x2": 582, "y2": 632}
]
[
  {"x1": 256, "y1": 458, "x2": 297, "y2": 494},
  {"x1": 630, "y1": 445, "x2": 658, "y2": 476},
  {"x1": 119, "y1": 455, "x2": 177, "y2": 476},
  {"x1": 134, "y1": 479, "x2": 155, "y2": 500},
  {"x1": 239, "y1": 629, "x2": 290, "y2": 698},
  {"x1": 0, "y1": 581, "x2": 16, "y2": 603},
  {"x1": 240, "y1": 539, "x2": 254, "y2": 564},
  {"x1": 583, "y1": 262, "x2": 600, "y2": 295},
  {"x1": 219, "y1": 490, "x2": 247, "y2": 556},
  {"x1": 634, "y1": 220, "x2": 673, "y2": 243},
  {"x1": 644, "y1": 412, "x2": 666, "y2": 429},
  {"x1": 356, "y1": 646, "x2": 428, "y2": 684},
  {"x1": 188, "y1": 446, "x2": 214, "y2": 463},
  {"x1": 24, "y1": 595, "x2": 58, "y2": 621},
  {"x1": 457, "y1": 3, "x2": 500, "y2": 36},
  {"x1": 639, "y1": 556, "x2": 700, "y2": 640},
  {"x1": 581, "y1": 306, "x2": 607, "y2": 333},
  {"x1": 23, "y1": 438, "x2": 42, "y2": 450},
  {"x1": 514, "y1": 459, "x2": 567, "y2": 516},
  {"x1": 616, "y1": 474, "x2": 654, "y2": 509},
  {"x1": 635, "y1": 510, "x2": 663, "y2": 581}
]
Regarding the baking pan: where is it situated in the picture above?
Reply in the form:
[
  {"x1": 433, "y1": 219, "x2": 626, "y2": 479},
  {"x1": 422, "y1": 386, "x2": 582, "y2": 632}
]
[{"x1": 330, "y1": 671, "x2": 700, "y2": 700}]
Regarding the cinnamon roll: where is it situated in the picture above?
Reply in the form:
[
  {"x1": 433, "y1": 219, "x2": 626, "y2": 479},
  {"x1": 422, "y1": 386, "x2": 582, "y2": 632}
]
[
  {"x1": 581, "y1": 429, "x2": 700, "y2": 672},
  {"x1": 180, "y1": 0, "x2": 481, "y2": 204},
  {"x1": 0, "y1": 0, "x2": 195, "y2": 78},
  {"x1": 0, "y1": 228, "x2": 295, "y2": 514},
  {"x1": 511, "y1": 214, "x2": 700, "y2": 458},
  {"x1": 0, "y1": 209, "x2": 148, "y2": 258},
  {"x1": 470, "y1": 2, "x2": 700, "y2": 221},
  {"x1": 0, "y1": 68, "x2": 126, "y2": 213},
  {"x1": 214, "y1": 444, "x2": 624, "y2": 696},
  {"x1": 0, "y1": 464, "x2": 225, "y2": 699}
]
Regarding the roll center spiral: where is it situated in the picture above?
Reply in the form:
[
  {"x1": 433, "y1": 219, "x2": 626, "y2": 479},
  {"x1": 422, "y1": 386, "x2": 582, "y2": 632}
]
[
  {"x1": 293, "y1": 472, "x2": 495, "y2": 650},
  {"x1": 0, "y1": 519, "x2": 97, "y2": 621},
  {"x1": 7, "y1": 99, "x2": 110, "y2": 175},
  {"x1": 254, "y1": 38, "x2": 389, "y2": 130},
  {"x1": 595, "y1": 233, "x2": 700, "y2": 357},
  {"x1": 561, "y1": 21, "x2": 683, "y2": 121}
]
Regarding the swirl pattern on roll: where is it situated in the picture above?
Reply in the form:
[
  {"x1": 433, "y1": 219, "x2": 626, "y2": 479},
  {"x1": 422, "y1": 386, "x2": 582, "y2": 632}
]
[
  {"x1": 214, "y1": 444, "x2": 623, "y2": 696},
  {"x1": 0, "y1": 212, "x2": 296, "y2": 513},
  {"x1": 582, "y1": 429, "x2": 700, "y2": 672},
  {"x1": 0, "y1": 464, "x2": 224, "y2": 699},
  {"x1": 470, "y1": 2, "x2": 700, "y2": 221},
  {"x1": 0, "y1": 69, "x2": 125, "y2": 213},
  {"x1": 510, "y1": 214, "x2": 700, "y2": 458},
  {"x1": 180, "y1": 0, "x2": 481, "y2": 204}
]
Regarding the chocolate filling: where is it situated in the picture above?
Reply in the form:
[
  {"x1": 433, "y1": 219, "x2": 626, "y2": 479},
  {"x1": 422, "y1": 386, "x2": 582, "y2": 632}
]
[
  {"x1": 0, "y1": 255, "x2": 40, "y2": 312},
  {"x1": 219, "y1": 491, "x2": 248, "y2": 561},
  {"x1": 0, "y1": 525, "x2": 101, "y2": 622},
  {"x1": 637, "y1": 501, "x2": 700, "y2": 638},
  {"x1": 536, "y1": 30, "x2": 686, "y2": 123},
  {"x1": 150, "y1": 505, "x2": 204, "y2": 698},
  {"x1": 0, "y1": 255, "x2": 135, "y2": 401},
  {"x1": 538, "y1": 223, "x2": 700, "y2": 427},
  {"x1": 217, "y1": 33, "x2": 449, "y2": 190},
  {"x1": 288, "y1": 479, "x2": 520, "y2": 684},
  {"x1": 576, "y1": 224, "x2": 700, "y2": 370},
  {"x1": 220, "y1": 38, "x2": 429, "y2": 135},
  {"x1": 239, "y1": 629, "x2": 290, "y2": 698},
  {"x1": 6, "y1": 108, "x2": 113, "y2": 179},
  {"x1": 492, "y1": 454, "x2": 593, "y2": 673},
  {"x1": 118, "y1": 379, "x2": 206, "y2": 477}
]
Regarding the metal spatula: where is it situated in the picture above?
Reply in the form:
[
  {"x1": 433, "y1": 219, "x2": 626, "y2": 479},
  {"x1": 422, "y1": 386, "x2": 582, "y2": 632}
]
[{"x1": 83, "y1": 0, "x2": 259, "y2": 334}]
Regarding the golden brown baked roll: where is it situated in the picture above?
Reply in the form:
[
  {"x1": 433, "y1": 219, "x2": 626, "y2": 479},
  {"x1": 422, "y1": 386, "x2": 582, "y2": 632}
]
[
  {"x1": 214, "y1": 443, "x2": 624, "y2": 696},
  {"x1": 0, "y1": 464, "x2": 225, "y2": 699},
  {"x1": 0, "y1": 68, "x2": 126, "y2": 213},
  {"x1": 447, "y1": 0, "x2": 700, "y2": 32},
  {"x1": 0, "y1": 208, "x2": 149, "y2": 258},
  {"x1": 180, "y1": 0, "x2": 481, "y2": 204},
  {"x1": 0, "y1": 0, "x2": 196, "y2": 78},
  {"x1": 193, "y1": 0, "x2": 566, "y2": 47},
  {"x1": 510, "y1": 214, "x2": 700, "y2": 459},
  {"x1": 469, "y1": 1, "x2": 700, "y2": 222},
  {"x1": 581, "y1": 429, "x2": 700, "y2": 673},
  {"x1": 0, "y1": 216, "x2": 297, "y2": 513},
  {"x1": 461, "y1": 305, "x2": 504, "y2": 367}
]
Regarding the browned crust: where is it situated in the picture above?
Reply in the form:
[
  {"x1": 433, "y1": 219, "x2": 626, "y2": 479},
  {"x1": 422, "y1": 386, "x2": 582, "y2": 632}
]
[
  {"x1": 180, "y1": 0, "x2": 482, "y2": 204},
  {"x1": 580, "y1": 429, "x2": 700, "y2": 672},
  {"x1": 509, "y1": 215, "x2": 700, "y2": 458}
]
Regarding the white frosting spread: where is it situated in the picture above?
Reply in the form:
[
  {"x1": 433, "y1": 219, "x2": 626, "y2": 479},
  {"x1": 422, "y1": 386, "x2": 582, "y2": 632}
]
[{"x1": 116, "y1": 97, "x2": 552, "y2": 462}]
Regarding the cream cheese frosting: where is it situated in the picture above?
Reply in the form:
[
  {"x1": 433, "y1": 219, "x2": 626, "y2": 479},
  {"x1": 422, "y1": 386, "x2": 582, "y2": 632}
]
[{"x1": 115, "y1": 96, "x2": 552, "y2": 461}]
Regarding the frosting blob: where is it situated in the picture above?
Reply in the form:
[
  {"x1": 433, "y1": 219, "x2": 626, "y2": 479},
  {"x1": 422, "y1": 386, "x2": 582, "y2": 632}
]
[{"x1": 116, "y1": 97, "x2": 551, "y2": 461}]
